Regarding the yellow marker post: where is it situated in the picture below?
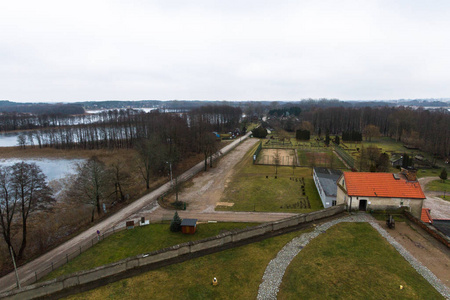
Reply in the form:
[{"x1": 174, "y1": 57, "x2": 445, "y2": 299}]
[{"x1": 213, "y1": 277, "x2": 218, "y2": 286}]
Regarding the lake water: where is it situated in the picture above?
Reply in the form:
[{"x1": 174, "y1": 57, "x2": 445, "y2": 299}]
[
  {"x1": 0, "y1": 132, "x2": 22, "y2": 147},
  {"x1": 0, "y1": 158, "x2": 84, "y2": 182},
  {"x1": 85, "y1": 107, "x2": 156, "y2": 114}
]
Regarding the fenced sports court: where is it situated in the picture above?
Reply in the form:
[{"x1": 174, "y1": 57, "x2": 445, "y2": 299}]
[{"x1": 255, "y1": 148, "x2": 298, "y2": 166}]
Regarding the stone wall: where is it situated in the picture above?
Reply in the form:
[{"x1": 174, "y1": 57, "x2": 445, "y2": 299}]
[
  {"x1": 0, "y1": 205, "x2": 345, "y2": 300},
  {"x1": 404, "y1": 211, "x2": 450, "y2": 248}
]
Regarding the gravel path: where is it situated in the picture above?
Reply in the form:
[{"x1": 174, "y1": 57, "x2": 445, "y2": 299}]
[
  {"x1": 419, "y1": 176, "x2": 450, "y2": 219},
  {"x1": 257, "y1": 213, "x2": 450, "y2": 300}
]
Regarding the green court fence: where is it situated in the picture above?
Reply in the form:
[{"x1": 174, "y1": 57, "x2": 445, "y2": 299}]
[
  {"x1": 334, "y1": 145, "x2": 356, "y2": 169},
  {"x1": 253, "y1": 142, "x2": 262, "y2": 164}
]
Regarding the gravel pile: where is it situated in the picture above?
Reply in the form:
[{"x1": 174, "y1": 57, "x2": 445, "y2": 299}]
[{"x1": 257, "y1": 213, "x2": 450, "y2": 300}]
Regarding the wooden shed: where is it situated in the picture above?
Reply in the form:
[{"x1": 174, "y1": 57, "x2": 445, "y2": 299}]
[{"x1": 181, "y1": 218, "x2": 197, "y2": 234}]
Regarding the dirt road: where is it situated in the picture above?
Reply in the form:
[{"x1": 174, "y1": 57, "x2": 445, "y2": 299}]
[
  {"x1": 128, "y1": 138, "x2": 297, "y2": 223},
  {"x1": 1, "y1": 132, "x2": 282, "y2": 292},
  {"x1": 377, "y1": 220, "x2": 450, "y2": 287},
  {"x1": 419, "y1": 177, "x2": 450, "y2": 219}
]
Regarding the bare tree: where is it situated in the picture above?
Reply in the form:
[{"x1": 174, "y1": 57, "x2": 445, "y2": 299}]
[
  {"x1": 309, "y1": 152, "x2": 317, "y2": 175},
  {"x1": 71, "y1": 157, "x2": 109, "y2": 222},
  {"x1": 109, "y1": 159, "x2": 131, "y2": 203},
  {"x1": 0, "y1": 166, "x2": 17, "y2": 258},
  {"x1": 136, "y1": 137, "x2": 166, "y2": 189},
  {"x1": 203, "y1": 133, "x2": 220, "y2": 170},
  {"x1": 17, "y1": 134, "x2": 26, "y2": 149},
  {"x1": 363, "y1": 124, "x2": 381, "y2": 142},
  {"x1": 274, "y1": 150, "x2": 280, "y2": 175},
  {"x1": 328, "y1": 151, "x2": 335, "y2": 169},
  {"x1": 0, "y1": 162, "x2": 52, "y2": 260}
]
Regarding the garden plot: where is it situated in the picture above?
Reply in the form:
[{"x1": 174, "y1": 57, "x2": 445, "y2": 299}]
[{"x1": 297, "y1": 150, "x2": 346, "y2": 168}]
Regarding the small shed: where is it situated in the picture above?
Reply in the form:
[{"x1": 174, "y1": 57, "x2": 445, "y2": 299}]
[
  {"x1": 390, "y1": 156, "x2": 403, "y2": 167},
  {"x1": 181, "y1": 218, "x2": 198, "y2": 234}
]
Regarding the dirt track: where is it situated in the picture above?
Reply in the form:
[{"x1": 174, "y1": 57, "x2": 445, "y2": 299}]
[
  {"x1": 129, "y1": 138, "x2": 297, "y2": 223},
  {"x1": 378, "y1": 220, "x2": 450, "y2": 287}
]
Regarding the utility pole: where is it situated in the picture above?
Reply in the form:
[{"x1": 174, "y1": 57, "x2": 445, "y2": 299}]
[{"x1": 9, "y1": 247, "x2": 21, "y2": 290}]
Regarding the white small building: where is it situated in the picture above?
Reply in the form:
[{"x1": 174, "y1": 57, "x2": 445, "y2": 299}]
[
  {"x1": 313, "y1": 167, "x2": 343, "y2": 208},
  {"x1": 336, "y1": 172, "x2": 425, "y2": 218}
]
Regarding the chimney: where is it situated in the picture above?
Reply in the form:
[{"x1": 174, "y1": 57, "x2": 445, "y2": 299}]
[{"x1": 401, "y1": 167, "x2": 417, "y2": 181}]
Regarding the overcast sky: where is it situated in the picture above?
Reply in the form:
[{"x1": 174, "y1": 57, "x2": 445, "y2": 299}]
[{"x1": 1, "y1": 1, "x2": 450, "y2": 102}]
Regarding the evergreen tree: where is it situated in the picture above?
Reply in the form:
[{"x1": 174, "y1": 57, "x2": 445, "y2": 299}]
[
  {"x1": 251, "y1": 127, "x2": 268, "y2": 138},
  {"x1": 325, "y1": 133, "x2": 330, "y2": 146},
  {"x1": 334, "y1": 136, "x2": 340, "y2": 145},
  {"x1": 440, "y1": 168, "x2": 448, "y2": 182},
  {"x1": 402, "y1": 153, "x2": 413, "y2": 168},
  {"x1": 170, "y1": 211, "x2": 182, "y2": 232}
]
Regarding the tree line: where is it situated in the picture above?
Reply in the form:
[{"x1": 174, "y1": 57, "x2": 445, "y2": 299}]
[{"x1": 301, "y1": 106, "x2": 450, "y2": 157}]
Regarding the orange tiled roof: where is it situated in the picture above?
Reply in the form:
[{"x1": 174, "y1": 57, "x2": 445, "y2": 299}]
[
  {"x1": 343, "y1": 172, "x2": 425, "y2": 199},
  {"x1": 421, "y1": 208, "x2": 432, "y2": 223}
]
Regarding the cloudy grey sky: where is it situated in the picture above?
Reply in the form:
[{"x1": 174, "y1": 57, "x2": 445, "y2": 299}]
[{"x1": 1, "y1": 0, "x2": 449, "y2": 102}]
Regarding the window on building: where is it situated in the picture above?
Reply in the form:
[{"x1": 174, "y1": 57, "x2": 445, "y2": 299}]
[{"x1": 332, "y1": 200, "x2": 336, "y2": 206}]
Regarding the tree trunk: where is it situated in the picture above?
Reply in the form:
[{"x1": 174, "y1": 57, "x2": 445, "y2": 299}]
[
  {"x1": 96, "y1": 195, "x2": 101, "y2": 215},
  {"x1": 117, "y1": 182, "x2": 125, "y2": 202},
  {"x1": 91, "y1": 208, "x2": 95, "y2": 222},
  {"x1": 18, "y1": 217, "x2": 27, "y2": 260}
]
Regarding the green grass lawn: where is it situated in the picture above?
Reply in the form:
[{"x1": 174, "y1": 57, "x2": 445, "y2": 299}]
[
  {"x1": 65, "y1": 228, "x2": 311, "y2": 300},
  {"x1": 66, "y1": 222, "x2": 443, "y2": 300},
  {"x1": 341, "y1": 137, "x2": 407, "y2": 153},
  {"x1": 438, "y1": 195, "x2": 450, "y2": 201},
  {"x1": 425, "y1": 179, "x2": 450, "y2": 192},
  {"x1": 42, "y1": 222, "x2": 257, "y2": 281},
  {"x1": 217, "y1": 142, "x2": 323, "y2": 213},
  {"x1": 278, "y1": 222, "x2": 443, "y2": 300},
  {"x1": 416, "y1": 168, "x2": 443, "y2": 178}
]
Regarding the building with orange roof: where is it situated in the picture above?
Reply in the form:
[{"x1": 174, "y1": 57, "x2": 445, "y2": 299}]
[
  {"x1": 336, "y1": 172, "x2": 426, "y2": 218},
  {"x1": 421, "y1": 208, "x2": 432, "y2": 224}
]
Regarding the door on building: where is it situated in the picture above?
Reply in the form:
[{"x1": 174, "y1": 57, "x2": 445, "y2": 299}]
[{"x1": 359, "y1": 200, "x2": 367, "y2": 211}]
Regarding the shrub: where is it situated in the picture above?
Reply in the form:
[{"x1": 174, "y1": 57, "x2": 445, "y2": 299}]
[
  {"x1": 252, "y1": 127, "x2": 268, "y2": 138},
  {"x1": 295, "y1": 129, "x2": 310, "y2": 140}
]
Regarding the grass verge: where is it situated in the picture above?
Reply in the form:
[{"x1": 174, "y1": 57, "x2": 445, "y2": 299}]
[
  {"x1": 65, "y1": 228, "x2": 310, "y2": 300},
  {"x1": 438, "y1": 195, "x2": 450, "y2": 201},
  {"x1": 278, "y1": 222, "x2": 443, "y2": 300},
  {"x1": 42, "y1": 222, "x2": 257, "y2": 281},
  {"x1": 425, "y1": 179, "x2": 450, "y2": 192},
  {"x1": 217, "y1": 142, "x2": 323, "y2": 213}
]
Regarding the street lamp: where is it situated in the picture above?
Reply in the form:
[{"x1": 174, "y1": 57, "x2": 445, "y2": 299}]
[{"x1": 166, "y1": 161, "x2": 173, "y2": 187}]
